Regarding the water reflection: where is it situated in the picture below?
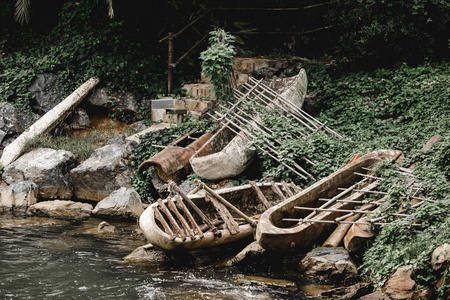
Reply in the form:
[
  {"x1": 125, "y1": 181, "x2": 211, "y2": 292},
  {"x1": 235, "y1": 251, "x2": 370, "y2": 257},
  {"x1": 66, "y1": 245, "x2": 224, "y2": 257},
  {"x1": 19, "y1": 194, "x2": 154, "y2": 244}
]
[{"x1": 0, "y1": 215, "x2": 314, "y2": 299}]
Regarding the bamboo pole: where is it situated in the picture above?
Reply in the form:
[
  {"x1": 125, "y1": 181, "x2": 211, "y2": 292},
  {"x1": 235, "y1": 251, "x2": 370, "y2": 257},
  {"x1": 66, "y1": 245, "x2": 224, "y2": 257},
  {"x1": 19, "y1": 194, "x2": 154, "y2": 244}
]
[
  {"x1": 304, "y1": 178, "x2": 369, "y2": 220},
  {"x1": 214, "y1": 111, "x2": 316, "y2": 180},
  {"x1": 248, "y1": 77, "x2": 343, "y2": 138},
  {"x1": 282, "y1": 218, "x2": 422, "y2": 227}
]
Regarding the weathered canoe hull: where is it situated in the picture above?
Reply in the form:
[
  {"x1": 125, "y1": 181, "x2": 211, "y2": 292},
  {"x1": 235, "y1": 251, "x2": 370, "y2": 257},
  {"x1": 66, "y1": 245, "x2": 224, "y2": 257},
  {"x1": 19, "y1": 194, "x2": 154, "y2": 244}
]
[
  {"x1": 140, "y1": 208, "x2": 254, "y2": 251},
  {"x1": 256, "y1": 150, "x2": 403, "y2": 252},
  {"x1": 190, "y1": 125, "x2": 256, "y2": 180},
  {"x1": 270, "y1": 68, "x2": 308, "y2": 108},
  {"x1": 139, "y1": 182, "x2": 288, "y2": 252}
]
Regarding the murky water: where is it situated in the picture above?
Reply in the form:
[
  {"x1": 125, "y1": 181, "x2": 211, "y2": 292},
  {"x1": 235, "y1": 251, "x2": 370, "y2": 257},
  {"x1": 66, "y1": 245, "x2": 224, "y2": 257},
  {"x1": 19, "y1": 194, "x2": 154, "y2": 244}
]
[{"x1": 0, "y1": 215, "x2": 319, "y2": 299}]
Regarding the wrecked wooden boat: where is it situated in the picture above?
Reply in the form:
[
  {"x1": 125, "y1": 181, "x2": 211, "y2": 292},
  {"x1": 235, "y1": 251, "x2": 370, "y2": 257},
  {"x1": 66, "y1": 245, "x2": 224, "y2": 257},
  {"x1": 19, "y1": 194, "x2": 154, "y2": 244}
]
[
  {"x1": 191, "y1": 76, "x2": 341, "y2": 181},
  {"x1": 139, "y1": 180, "x2": 301, "y2": 252},
  {"x1": 269, "y1": 68, "x2": 308, "y2": 108},
  {"x1": 189, "y1": 125, "x2": 256, "y2": 180},
  {"x1": 138, "y1": 129, "x2": 212, "y2": 183},
  {"x1": 256, "y1": 150, "x2": 405, "y2": 252}
]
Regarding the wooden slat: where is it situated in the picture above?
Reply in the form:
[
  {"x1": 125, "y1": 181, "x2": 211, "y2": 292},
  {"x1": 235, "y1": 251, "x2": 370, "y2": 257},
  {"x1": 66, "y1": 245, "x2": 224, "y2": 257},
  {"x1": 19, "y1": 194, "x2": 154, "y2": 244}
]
[
  {"x1": 249, "y1": 181, "x2": 271, "y2": 209},
  {"x1": 271, "y1": 182, "x2": 286, "y2": 201},
  {"x1": 170, "y1": 182, "x2": 220, "y2": 236},
  {"x1": 166, "y1": 197, "x2": 195, "y2": 238},
  {"x1": 282, "y1": 181, "x2": 294, "y2": 197},
  {"x1": 174, "y1": 195, "x2": 204, "y2": 238},
  {"x1": 157, "y1": 199, "x2": 186, "y2": 240},
  {"x1": 205, "y1": 192, "x2": 239, "y2": 235},
  {"x1": 153, "y1": 206, "x2": 176, "y2": 240}
]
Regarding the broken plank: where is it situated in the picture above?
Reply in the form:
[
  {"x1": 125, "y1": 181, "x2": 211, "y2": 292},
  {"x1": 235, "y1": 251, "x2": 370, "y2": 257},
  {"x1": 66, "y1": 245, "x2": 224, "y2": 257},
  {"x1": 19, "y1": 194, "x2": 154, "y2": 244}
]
[
  {"x1": 158, "y1": 199, "x2": 186, "y2": 240},
  {"x1": 205, "y1": 192, "x2": 239, "y2": 235},
  {"x1": 249, "y1": 181, "x2": 271, "y2": 210}
]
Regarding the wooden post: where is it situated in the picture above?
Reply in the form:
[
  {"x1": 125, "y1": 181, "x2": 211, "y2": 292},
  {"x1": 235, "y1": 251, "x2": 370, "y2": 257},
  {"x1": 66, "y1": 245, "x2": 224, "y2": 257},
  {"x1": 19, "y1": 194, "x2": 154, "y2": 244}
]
[{"x1": 167, "y1": 32, "x2": 174, "y2": 94}]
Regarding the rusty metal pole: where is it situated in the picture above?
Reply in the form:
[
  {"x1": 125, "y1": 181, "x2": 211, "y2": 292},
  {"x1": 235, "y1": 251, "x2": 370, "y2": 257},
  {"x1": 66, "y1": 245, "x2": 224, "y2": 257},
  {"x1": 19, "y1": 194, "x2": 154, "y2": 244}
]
[{"x1": 167, "y1": 32, "x2": 174, "y2": 94}]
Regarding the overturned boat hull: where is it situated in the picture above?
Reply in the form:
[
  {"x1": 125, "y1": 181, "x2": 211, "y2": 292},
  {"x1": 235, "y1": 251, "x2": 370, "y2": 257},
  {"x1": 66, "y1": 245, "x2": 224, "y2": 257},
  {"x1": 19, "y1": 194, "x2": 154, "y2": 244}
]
[{"x1": 256, "y1": 150, "x2": 403, "y2": 252}]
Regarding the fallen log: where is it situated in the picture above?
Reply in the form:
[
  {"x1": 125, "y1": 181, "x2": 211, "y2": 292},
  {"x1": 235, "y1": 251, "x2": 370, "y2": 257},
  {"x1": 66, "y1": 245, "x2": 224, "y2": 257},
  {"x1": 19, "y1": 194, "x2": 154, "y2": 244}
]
[{"x1": 0, "y1": 78, "x2": 100, "y2": 167}]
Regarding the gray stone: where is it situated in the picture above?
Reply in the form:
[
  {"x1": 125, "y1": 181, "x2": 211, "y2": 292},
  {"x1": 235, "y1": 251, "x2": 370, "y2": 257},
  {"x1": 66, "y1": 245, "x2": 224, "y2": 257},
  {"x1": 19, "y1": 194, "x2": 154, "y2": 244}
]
[
  {"x1": 299, "y1": 247, "x2": 358, "y2": 283},
  {"x1": 28, "y1": 73, "x2": 65, "y2": 114},
  {"x1": 97, "y1": 221, "x2": 116, "y2": 233},
  {"x1": 92, "y1": 187, "x2": 144, "y2": 218},
  {"x1": 69, "y1": 108, "x2": 91, "y2": 130},
  {"x1": 3, "y1": 148, "x2": 76, "y2": 199},
  {"x1": 27, "y1": 200, "x2": 92, "y2": 219},
  {"x1": 123, "y1": 244, "x2": 170, "y2": 263},
  {"x1": 15, "y1": 110, "x2": 40, "y2": 133},
  {"x1": 0, "y1": 181, "x2": 38, "y2": 208},
  {"x1": 0, "y1": 102, "x2": 18, "y2": 139},
  {"x1": 0, "y1": 102, "x2": 38, "y2": 148},
  {"x1": 86, "y1": 87, "x2": 141, "y2": 120},
  {"x1": 431, "y1": 243, "x2": 450, "y2": 271},
  {"x1": 151, "y1": 98, "x2": 176, "y2": 109},
  {"x1": 70, "y1": 135, "x2": 137, "y2": 201}
]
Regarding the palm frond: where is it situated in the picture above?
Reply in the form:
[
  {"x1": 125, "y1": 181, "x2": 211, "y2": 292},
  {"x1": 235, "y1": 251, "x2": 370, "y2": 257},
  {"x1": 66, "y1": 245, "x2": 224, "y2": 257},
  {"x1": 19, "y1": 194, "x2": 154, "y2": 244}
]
[
  {"x1": 106, "y1": 0, "x2": 114, "y2": 19},
  {"x1": 14, "y1": 0, "x2": 31, "y2": 25}
]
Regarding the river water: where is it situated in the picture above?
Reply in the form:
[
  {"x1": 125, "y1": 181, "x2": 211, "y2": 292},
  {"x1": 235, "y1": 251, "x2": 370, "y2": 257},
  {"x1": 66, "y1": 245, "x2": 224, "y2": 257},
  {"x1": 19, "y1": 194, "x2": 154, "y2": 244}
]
[{"x1": 0, "y1": 214, "x2": 321, "y2": 299}]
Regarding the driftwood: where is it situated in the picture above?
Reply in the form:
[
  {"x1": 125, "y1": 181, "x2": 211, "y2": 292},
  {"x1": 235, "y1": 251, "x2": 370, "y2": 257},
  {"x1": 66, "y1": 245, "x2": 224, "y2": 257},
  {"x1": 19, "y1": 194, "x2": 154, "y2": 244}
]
[{"x1": 0, "y1": 78, "x2": 100, "y2": 167}]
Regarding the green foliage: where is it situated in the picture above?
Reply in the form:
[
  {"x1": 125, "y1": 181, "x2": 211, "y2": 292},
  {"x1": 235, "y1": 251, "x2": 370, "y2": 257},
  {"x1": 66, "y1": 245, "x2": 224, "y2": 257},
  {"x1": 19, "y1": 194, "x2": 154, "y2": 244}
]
[
  {"x1": 1, "y1": 0, "x2": 165, "y2": 119},
  {"x1": 326, "y1": 0, "x2": 450, "y2": 63},
  {"x1": 200, "y1": 28, "x2": 236, "y2": 102}
]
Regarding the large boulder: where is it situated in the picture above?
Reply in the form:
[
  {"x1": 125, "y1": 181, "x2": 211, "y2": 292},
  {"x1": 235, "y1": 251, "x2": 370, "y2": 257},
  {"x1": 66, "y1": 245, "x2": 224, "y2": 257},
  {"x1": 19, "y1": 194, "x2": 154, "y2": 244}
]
[
  {"x1": 0, "y1": 102, "x2": 18, "y2": 144},
  {"x1": 27, "y1": 200, "x2": 93, "y2": 219},
  {"x1": 70, "y1": 135, "x2": 137, "y2": 201},
  {"x1": 28, "y1": 73, "x2": 65, "y2": 114},
  {"x1": 92, "y1": 187, "x2": 144, "y2": 218},
  {"x1": 0, "y1": 181, "x2": 38, "y2": 209},
  {"x1": 382, "y1": 266, "x2": 418, "y2": 299},
  {"x1": 86, "y1": 87, "x2": 142, "y2": 121},
  {"x1": 68, "y1": 108, "x2": 91, "y2": 130},
  {"x1": 431, "y1": 243, "x2": 450, "y2": 271},
  {"x1": 2, "y1": 148, "x2": 76, "y2": 199},
  {"x1": 0, "y1": 102, "x2": 39, "y2": 148},
  {"x1": 299, "y1": 247, "x2": 358, "y2": 283}
]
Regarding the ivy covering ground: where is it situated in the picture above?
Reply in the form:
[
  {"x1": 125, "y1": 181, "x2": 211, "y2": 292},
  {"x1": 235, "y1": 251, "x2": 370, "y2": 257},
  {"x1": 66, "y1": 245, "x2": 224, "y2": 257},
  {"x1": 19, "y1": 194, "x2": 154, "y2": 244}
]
[{"x1": 135, "y1": 59, "x2": 449, "y2": 294}]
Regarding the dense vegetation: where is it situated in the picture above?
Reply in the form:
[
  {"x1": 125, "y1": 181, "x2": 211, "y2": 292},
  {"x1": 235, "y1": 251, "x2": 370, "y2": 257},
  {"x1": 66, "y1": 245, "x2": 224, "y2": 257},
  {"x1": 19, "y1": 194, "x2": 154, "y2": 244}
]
[{"x1": 2, "y1": 0, "x2": 449, "y2": 295}]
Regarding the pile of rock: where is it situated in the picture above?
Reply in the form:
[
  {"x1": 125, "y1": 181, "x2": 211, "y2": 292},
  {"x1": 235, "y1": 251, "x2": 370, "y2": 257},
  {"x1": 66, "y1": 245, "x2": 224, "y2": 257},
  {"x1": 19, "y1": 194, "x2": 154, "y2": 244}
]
[{"x1": 0, "y1": 134, "x2": 144, "y2": 220}]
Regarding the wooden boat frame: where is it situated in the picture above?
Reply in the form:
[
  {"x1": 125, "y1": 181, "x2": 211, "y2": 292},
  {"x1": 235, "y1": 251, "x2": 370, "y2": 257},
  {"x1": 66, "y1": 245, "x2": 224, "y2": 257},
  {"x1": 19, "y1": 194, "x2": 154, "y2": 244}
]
[
  {"x1": 139, "y1": 180, "x2": 301, "y2": 252},
  {"x1": 255, "y1": 150, "x2": 406, "y2": 252}
]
